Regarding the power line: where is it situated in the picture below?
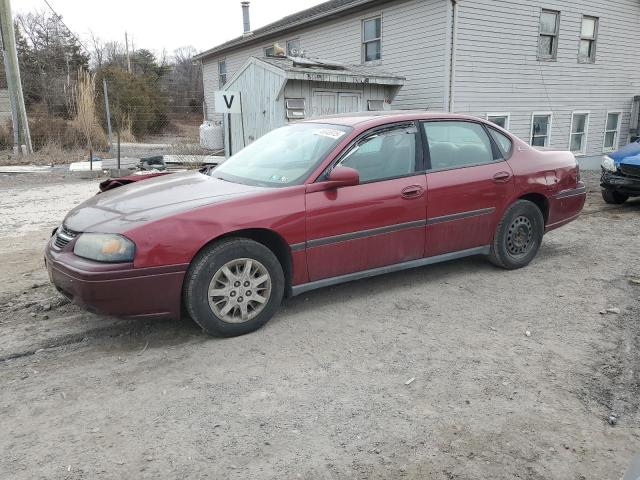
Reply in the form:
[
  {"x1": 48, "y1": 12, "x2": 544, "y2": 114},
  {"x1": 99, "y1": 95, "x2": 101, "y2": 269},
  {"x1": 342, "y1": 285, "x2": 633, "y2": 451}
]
[{"x1": 40, "y1": 0, "x2": 90, "y2": 54}]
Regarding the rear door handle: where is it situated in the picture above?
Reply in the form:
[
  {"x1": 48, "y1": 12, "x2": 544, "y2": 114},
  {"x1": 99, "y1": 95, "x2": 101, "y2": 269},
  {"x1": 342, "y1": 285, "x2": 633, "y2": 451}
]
[
  {"x1": 401, "y1": 185, "x2": 424, "y2": 199},
  {"x1": 493, "y1": 171, "x2": 512, "y2": 183}
]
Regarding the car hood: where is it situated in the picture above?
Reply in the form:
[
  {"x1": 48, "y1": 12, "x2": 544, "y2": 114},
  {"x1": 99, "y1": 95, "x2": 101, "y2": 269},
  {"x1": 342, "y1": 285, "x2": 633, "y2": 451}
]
[
  {"x1": 608, "y1": 140, "x2": 640, "y2": 165},
  {"x1": 64, "y1": 171, "x2": 262, "y2": 232}
]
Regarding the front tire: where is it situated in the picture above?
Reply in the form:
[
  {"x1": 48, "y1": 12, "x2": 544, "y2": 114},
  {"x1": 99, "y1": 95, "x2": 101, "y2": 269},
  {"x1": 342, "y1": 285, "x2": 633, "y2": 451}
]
[
  {"x1": 184, "y1": 238, "x2": 284, "y2": 337},
  {"x1": 601, "y1": 189, "x2": 628, "y2": 205},
  {"x1": 489, "y1": 200, "x2": 544, "y2": 270}
]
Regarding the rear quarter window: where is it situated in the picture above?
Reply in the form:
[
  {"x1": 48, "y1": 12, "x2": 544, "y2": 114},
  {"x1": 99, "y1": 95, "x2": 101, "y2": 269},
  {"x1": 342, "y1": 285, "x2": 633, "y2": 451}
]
[{"x1": 488, "y1": 127, "x2": 513, "y2": 158}]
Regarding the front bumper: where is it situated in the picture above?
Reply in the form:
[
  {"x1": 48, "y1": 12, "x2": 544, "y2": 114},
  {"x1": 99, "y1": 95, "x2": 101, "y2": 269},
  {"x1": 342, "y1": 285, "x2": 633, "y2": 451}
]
[
  {"x1": 601, "y1": 169, "x2": 640, "y2": 196},
  {"x1": 45, "y1": 237, "x2": 187, "y2": 320}
]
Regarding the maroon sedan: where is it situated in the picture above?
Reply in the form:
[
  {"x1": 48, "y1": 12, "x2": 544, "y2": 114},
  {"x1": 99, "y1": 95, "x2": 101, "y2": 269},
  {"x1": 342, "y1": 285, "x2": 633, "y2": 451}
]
[{"x1": 46, "y1": 113, "x2": 586, "y2": 336}]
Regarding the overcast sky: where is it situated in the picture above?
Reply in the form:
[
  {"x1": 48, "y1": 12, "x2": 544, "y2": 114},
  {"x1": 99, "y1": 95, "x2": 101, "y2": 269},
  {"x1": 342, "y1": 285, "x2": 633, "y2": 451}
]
[{"x1": 15, "y1": 0, "x2": 328, "y2": 55}]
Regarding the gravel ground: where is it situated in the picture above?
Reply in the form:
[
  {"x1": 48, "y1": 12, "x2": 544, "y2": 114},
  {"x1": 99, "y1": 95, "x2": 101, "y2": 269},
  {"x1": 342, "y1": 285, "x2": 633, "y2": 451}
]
[{"x1": 0, "y1": 170, "x2": 639, "y2": 479}]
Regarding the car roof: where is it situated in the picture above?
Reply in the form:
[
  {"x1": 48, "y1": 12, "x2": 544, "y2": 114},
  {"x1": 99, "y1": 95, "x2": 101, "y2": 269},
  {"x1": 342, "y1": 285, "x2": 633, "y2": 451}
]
[{"x1": 303, "y1": 111, "x2": 489, "y2": 129}]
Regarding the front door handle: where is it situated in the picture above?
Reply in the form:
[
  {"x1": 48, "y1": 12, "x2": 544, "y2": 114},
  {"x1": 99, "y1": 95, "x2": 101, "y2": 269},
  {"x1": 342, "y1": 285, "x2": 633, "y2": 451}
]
[
  {"x1": 401, "y1": 185, "x2": 424, "y2": 199},
  {"x1": 493, "y1": 171, "x2": 512, "y2": 183}
]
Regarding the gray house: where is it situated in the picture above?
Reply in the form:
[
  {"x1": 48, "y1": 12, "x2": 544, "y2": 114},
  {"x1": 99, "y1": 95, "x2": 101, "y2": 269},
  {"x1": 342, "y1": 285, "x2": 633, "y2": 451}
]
[{"x1": 195, "y1": 0, "x2": 640, "y2": 168}]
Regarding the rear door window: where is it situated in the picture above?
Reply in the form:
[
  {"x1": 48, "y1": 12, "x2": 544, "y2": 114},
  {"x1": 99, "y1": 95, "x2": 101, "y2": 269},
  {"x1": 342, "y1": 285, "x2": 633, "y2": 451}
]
[{"x1": 422, "y1": 121, "x2": 496, "y2": 170}]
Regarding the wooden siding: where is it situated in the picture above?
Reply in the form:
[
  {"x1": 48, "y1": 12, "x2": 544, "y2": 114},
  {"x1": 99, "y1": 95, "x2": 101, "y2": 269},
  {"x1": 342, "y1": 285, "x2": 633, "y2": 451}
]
[
  {"x1": 453, "y1": 0, "x2": 640, "y2": 166},
  {"x1": 202, "y1": 0, "x2": 448, "y2": 124},
  {"x1": 284, "y1": 79, "x2": 391, "y2": 113},
  {"x1": 223, "y1": 62, "x2": 287, "y2": 155}
]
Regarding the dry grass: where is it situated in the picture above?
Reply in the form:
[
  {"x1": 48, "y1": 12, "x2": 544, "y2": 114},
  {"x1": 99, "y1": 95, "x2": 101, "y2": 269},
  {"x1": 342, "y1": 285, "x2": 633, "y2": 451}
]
[
  {"x1": 0, "y1": 142, "x2": 109, "y2": 167},
  {"x1": 72, "y1": 69, "x2": 97, "y2": 150}
]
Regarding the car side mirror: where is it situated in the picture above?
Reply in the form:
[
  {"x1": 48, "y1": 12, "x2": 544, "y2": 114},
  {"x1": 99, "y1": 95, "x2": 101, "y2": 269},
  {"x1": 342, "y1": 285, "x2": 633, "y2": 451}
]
[
  {"x1": 306, "y1": 166, "x2": 359, "y2": 193},
  {"x1": 327, "y1": 166, "x2": 359, "y2": 187}
]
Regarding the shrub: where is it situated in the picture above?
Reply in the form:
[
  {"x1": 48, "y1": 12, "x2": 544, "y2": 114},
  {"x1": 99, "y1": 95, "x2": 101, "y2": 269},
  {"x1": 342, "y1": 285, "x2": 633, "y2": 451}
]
[
  {"x1": 95, "y1": 66, "x2": 168, "y2": 139},
  {"x1": 27, "y1": 102, "x2": 107, "y2": 151}
]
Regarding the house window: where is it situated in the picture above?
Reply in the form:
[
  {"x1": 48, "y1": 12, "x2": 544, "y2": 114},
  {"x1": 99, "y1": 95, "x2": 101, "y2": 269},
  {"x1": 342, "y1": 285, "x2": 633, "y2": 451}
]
[
  {"x1": 218, "y1": 60, "x2": 227, "y2": 86},
  {"x1": 362, "y1": 16, "x2": 381, "y2": 62},
  {"x1": 569, "y1": 112, "x2": 589, "y2": 155},
  {"x1": 531, "y1": 113, "x2": 552, "y2": 147},
  {"x1": 264, "y1": 45, "x2": 275, "y2": 57},
  {"x1": 486, "y1": 113, "x2": 510, "y2": 130},
  {"x1": 604, "y1": 112, "x2": 622, "y2": 151},
  {"x1": 287, "y1": 39, "x2": 301, "y2": 56},
  {"x1": 538, "y1": 9, "x2": 559, "y2": 60},
  {"x1": 578, "y1": 16, "x2": 598, "y2": 63}
]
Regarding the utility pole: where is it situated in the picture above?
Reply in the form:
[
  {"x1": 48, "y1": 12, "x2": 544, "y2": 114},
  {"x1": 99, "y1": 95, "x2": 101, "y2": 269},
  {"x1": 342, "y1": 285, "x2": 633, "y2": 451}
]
[
  {"x1": 125, "y1": 31, "x2": 131, "y2": 73},
  {"x1": 0, "y1": 0, "x2": 32, "y2": 154}
]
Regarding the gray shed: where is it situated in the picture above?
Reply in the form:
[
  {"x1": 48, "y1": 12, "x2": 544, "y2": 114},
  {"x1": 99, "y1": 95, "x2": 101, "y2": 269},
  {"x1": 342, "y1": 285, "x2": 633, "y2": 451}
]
[{"x1": 222, "y1": 56, "x2": 405, "y2": 156}]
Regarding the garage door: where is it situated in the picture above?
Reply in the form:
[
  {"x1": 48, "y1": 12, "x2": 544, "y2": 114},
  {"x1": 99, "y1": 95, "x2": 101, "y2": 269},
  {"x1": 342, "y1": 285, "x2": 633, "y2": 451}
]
[
  {"x1": 311, "y1": 91, "x2": 362, "y2": 117},
  {"x1": 337, "y1": 93, "x2": 361, "y2": 113}
]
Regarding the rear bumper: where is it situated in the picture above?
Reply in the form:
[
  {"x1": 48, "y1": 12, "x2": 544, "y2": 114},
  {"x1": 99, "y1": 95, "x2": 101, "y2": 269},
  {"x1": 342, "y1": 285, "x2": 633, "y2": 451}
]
[
  {"x1": 45, "y1": 238, "x2": 187, "y2": 320},
  {"x1": 546, "y1": 183, "x2": 586, "y2": 232},
  {"x1": 601, "y1": 169, "x2": 640, "y2": 196}
]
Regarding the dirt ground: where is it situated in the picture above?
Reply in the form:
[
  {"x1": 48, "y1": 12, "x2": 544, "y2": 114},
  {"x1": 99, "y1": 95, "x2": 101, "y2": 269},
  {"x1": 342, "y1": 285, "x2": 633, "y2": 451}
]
[{"x1": 0, "y1": 170, "x2": 638, "y2": 480}]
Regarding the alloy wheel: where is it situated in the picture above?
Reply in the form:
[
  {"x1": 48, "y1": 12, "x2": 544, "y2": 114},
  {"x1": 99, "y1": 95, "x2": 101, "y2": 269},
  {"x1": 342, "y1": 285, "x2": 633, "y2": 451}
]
[{"x1": 208, "y1": 258, "x2": 272, "y2": 323}]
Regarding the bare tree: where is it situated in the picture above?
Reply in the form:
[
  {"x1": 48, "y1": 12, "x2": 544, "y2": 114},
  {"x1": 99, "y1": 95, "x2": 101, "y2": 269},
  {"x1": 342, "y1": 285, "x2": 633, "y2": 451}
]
[
  {"x1": 15, "y1": 10, "x2": 89, "y2": 115},
  {"x1": 163, "y1": 46, "x2": 203, "y2": 113},
  {"x1": 88, "y1": 30, "x2": 105, "y2": 69}
]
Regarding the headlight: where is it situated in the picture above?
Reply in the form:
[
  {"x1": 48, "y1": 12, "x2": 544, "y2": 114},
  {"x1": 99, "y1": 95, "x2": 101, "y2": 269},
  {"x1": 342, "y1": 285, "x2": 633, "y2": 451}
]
[
  {"x1": 601, "y1": 155, "x2": 617, "y2": 172},
  {"x1": 73, "y1": 233, "x2": 135, "y2": 262}
]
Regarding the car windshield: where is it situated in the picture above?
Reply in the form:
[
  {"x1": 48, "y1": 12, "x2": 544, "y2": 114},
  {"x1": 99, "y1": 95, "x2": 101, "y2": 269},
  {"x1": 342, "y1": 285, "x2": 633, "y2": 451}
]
[{"x1": 212, "y1": 123, "x2": 352, "y2": 187}]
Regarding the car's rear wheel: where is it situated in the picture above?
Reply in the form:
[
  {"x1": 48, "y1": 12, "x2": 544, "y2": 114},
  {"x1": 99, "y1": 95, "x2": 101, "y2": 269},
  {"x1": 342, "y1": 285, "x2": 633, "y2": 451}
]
[
  {"x1": 601, "y1": 189, "x2": 628, "y2": 205},
  {"x1": 184, "y1": 238, "x2": 284, "y2": 337},
  {"x1": 489, "y1": 200, "x2": 544, "y2": 270}
]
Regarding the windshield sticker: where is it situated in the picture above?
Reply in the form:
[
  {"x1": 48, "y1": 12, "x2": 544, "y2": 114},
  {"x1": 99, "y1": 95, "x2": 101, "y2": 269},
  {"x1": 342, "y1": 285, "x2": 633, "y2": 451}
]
[
  {"x1": 270, "y1": 174, "x2": 288, "y2": 183},
  {"x1": 312, "y1": 128, "x2": 346, "y2": 140}
]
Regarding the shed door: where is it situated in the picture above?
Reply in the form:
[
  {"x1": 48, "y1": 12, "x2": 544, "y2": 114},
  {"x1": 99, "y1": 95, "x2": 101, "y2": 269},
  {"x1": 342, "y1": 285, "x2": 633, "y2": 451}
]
[
  {"x1": 311, "y1": 91, "x2": 337, "y2": 116},
  {"x1": 337, "y1": 92, "x2": 361, "y2": 113}
]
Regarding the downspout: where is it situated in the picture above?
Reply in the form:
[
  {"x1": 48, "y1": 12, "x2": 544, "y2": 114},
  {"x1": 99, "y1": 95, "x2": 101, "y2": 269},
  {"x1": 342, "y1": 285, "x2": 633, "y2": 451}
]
[{"x1": 448, "y1": 0, "x2": 459, "y2": 112}]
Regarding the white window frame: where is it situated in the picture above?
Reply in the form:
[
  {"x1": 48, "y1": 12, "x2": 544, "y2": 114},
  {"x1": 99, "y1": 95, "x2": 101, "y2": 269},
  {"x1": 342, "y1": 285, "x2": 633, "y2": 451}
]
[
  {"x1": 568, "y1": 111, "x2": 590, "y2": 156},
  {"x1": 486, "y1": 113, "x2": 510, "y2": 130},
  {"x1": 530, "y1": 112, "x2": 553, "y2": 147},
  {"x1": 218, "y1": 60, "x2": 227, "y2": 86},
  {"x1": 603, "y1": 111, "x2": 622, "y2": 152},
  {"x1": 361, "y1": 15, "x2": 382, "y2": 64},
  {"x1": 538, "y1": 9, "x2": 560, "y2": 61},
  {"x1": 264, "y1": 45, "x2": 275, "y2": 57},
  {"x1": 578, "y1": 15, "x2": 598, "y2": 63}
]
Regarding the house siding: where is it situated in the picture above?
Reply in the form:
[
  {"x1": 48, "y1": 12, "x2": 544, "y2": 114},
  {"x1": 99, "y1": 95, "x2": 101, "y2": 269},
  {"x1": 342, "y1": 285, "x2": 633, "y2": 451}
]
[
  {"x1": 452, "y1": 0, "x2": 640, "y2": 167},
  {"x1": 202, "y1": 0, "x2": 448, "y2": 123}
]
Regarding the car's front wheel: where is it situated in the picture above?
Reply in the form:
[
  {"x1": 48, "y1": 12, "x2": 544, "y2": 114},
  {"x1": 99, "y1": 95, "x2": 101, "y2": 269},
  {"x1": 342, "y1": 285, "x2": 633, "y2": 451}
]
[
  {"x1": 489, "y1": 200, "x2": 544, "y2": 270},
  {"x1": 184, "y1": 239, "x2": 285, "y2": 337},
  {"x1": 601, "y1": 189, "x2": 628, "y2": 205}
]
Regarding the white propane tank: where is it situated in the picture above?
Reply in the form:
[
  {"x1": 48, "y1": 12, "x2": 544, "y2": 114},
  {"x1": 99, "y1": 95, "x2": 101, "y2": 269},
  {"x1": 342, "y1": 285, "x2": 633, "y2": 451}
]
[{"x1": 199, "y1": 121, "x2": 224, "y2": 150}]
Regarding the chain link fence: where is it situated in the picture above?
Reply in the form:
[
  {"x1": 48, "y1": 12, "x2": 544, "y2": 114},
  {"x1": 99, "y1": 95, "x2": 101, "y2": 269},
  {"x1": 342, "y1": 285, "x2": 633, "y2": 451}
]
[{"x1": 1, "y1": 10, "x2": 220, "y2": 170}]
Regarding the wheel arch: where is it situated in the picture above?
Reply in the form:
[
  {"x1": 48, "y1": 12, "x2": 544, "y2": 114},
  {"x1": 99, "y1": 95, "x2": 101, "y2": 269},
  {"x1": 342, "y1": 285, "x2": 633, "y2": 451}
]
[
  {"x1": 517, "y1": 192, "x2": 550, "y2": 224},
  {"x1": 189, "y1": 228, "x2": 294, "y2": 296}
]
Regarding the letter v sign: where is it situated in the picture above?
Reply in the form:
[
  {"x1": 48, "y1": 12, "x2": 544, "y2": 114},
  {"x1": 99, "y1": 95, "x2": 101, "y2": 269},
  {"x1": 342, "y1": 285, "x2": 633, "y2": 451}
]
[{"x1": 215, "y1": 90, "x2": 242, "y2": 114}]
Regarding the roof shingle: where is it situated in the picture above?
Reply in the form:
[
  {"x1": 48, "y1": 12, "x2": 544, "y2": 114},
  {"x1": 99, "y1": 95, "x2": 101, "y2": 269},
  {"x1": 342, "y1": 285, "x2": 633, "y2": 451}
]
[{"x1": 195, "y1": 0, "x2": 377, "y2": 60}]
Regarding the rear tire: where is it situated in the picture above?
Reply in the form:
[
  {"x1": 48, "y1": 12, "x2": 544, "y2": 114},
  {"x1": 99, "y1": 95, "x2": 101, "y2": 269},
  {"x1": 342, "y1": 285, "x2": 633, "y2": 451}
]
[
  {"x1": 601, "y1": 189, "x2": 628, "y2": 205},
  {"x1": 489, "y1": 200, "x2": 544, "y2": 270},
  {"x1": 184, "y1": 238, "x2": 284, "y2": 337}
]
